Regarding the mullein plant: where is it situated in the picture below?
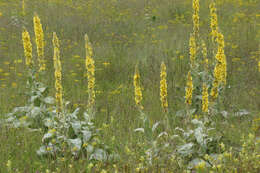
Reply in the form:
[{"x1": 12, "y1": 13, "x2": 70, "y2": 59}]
[
  {"x1": 22, "y1": 29, "x2": 33, "y2": 69},
  {"x1": 52, "y1": 32, "x2": 63, "y2": 117},
  {"x1": 85, "y1": 34, "x2": 96, "y2": 115},
  {"x1": 133, "y1": 64, "x2": 143, "y2": 111},
  {"x1": 4, "y1": 28, "x2": 54, "y2": 130},
  {"x1": 209, "y1": 2, "x2": 227, "y2": 100},
  {"x1": 34, "y1": 14, "x2": 45, "y2": 72}
]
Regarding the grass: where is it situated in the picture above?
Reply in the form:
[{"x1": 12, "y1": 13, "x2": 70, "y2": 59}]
[{"x1": 0, "y1": 0, "x2": 260, "y2": 172}]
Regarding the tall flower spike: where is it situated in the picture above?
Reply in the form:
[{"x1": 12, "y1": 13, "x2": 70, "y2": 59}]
[
  {"x1": 52, "y1": 32, "x2": 63, "y2": 116},
  {"x1": 216, "y1": 32, "x2": 227, "y2": 85},
  {"x1": 34, "y1": 14, "x2": 45, "y2": 71},
  {"x1": 133, "y1": 64, "x2": 143, "y2": 110},
  {"x1": 201, "y1": 40, "x2": 208, "y2": 71},
  {"x1": 160, "y1": 62, "x2": 168, "y2": 112},
  {"x1": 85, "y1": 34, "x2": 95, "y2": 109},
  {"x1": 22, "y1": 0, "x2": 25, "y2": 16},
  {"x1": 22, "y1": 29, "x2": 33, "y2": 68},
  {"x1": 189, "y1": 34, "x2": 196, "y2": 68},
  {"x1": 202, "y1": 83, "x2": 209, "y2": 113},
  {"x1": 192, "y1": 0, "x2": 200, "y2": 38},
  {"x1": 209, "y1": 2, "x2": 219, "y2": 42},
  {"x1": 185, "y1": 71, "x2": 193, "y2": 105}
]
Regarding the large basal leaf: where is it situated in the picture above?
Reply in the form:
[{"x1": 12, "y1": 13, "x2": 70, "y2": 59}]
[
  {"x1": 90, "y1": 149, "x2": 107, "y2": 161},
  {"x1": 44, "y1": 96, "x2": 55, "y2": 104},
  {"x1": 82, "y1": 130, "x2": 92, "y2": 142},
  {"x1": 67, "y1": 138, "x2": 82, "y2": 152},
  {"x1": 177, "y1": 143, "x2": 194, "y2": 156},
  {"x1": 194, "y1": 127, "x2": 206, "y2": 146}
]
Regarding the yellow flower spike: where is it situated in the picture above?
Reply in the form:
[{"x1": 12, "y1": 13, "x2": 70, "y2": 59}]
[
  {"x1": 52, "y1": 32, "x2": 63, "y2": 116},
  {"x1": 133, "y1": 64, "x2": 143, "y2": 110},
  {"x1": 192, "y1": 0, "x2": 200, "y2": 38},
  {"x1": 201, "y1": 40, "x2": 208, "y2": 70},
  {"x1": 189, "y1": 34, "x2": 196, "y2": 68},
  {"x1": 185, "y1": 71, "x2": 193, "y2": 105},
  {"x1": 22, "y1": 29, "x2": 33, "y2": 68},
  {"x1": 33, "y1": 14, "x2": 45, "y2": 71},
  {"x1": 202, "y1": 83, "x2": 209, "y2": 113},
  {"x1": 85, "y1": 34, "x2": 96, "y2": 109},
  {"x1": 209, "y1": 2, "x2": 219, "y2": 42},
  {"x1": 160, "y1": 61, "x2": 168, "y2": 112}
]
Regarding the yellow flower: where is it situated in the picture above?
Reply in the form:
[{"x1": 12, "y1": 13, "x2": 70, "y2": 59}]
[
  {"x1": 133, "y1": 64, "x2": 143, "y2": 110},
  {"x1": 201, "y1": 40, "x2": 208, "y2": 70},
  {"x1": 189, "y1": 34, "x2": 196, "y2": 68},
  {"x1": 52, "y1": 32, "x2": 63, "y2": 115},
  {"x1": 185, "y1": 71, "x2": 193, "y2": 105},
  {"x1": 160, "y1": 62, "x2": 168, "y2": 112},
  {"x1": 22, "y1": 29, "x2": 33, "y2": 68},
  {"x1": 87, "y1": 163, "x2": 94, "y2": 170},
  {"x1": 209, "y1": 2, "x2": 219, "y2": 42},
  {"x1": 85, "y1": 34, "x2": 96, "y2": 109},
  {"x1": 34, "y1": 14, "x2": 45, "y2": 71},
  {"x1": 11, "y1": 82, "x2": 17, "y2": 88},
  {"x1": 6, "y1": 160, "x2": 11, "y2": 170},
  {"x1": 202, "y1": 83, "x2": 209, "y2": 113},
  {"x1": 192, "y1": 0, "x2": 200, "y2": 37}
]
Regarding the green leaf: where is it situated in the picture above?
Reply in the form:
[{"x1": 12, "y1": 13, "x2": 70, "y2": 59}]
[
  {"x1": 37, "y1": 146, "x2": 47, "y2": 155},
  {"x1": 67, "y1": 138, "x2": 82, "y2": 152},
  {"x1": 90, "y1": 149, "x2": 107, "y2": 161},
  {"x1": 44, "y1": 96, "x2": 55, "y2": 104},
  {"x1": 82, "y1": 130, "x2": 92, "y2": 142},
  {"x1": 177, "y1": 143, "x2": 194, "y2": 156}
]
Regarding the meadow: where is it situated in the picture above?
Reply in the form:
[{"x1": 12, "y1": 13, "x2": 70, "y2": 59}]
[{"x1": 0, "y1": 0, "x2": 259, "y2": 172}]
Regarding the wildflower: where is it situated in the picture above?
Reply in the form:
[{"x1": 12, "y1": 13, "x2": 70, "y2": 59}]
[
  {"x1": 160, "y1": 62, "x2": 168, "y2": 112},
  {"x1": 11, "y1": 82, "x2": 17, "y2": 88},
  {"x1": 87, "y1": 163, "x2": 94, "y2": 170},
  {"x1": 209, "y1": 2, "x2": 219, "y2": 42},
  {"x1": 85, "y1": 34, "x2": 95, "y2": 109},
  {"x1": 216, "y1": 32, "x2": 227, "y2": 85},
  {"x1": 201, "y1": 40, "x2": 208, "y2": 70},
  {"x1": 185, "y1": 71, "x2": 193, "y2": 105},
  {"x1": 6, "y1": 160, "x2": 11, "y2": 171},
  {"x1": 133, "y1": 64, "x2": 143, "y2": 110},
  {"x1": 189, "y1": 34, "x2": 196, "y2": 68},
  {"x1": 33, "y1": 14, "x2": 45, "y2": 71},
  {"x1": 210, "y1": 80, "x2": 218, "y2": 99},
  {"x1": 192, "y1": 0, "x2": 200, "y2": 38},
  {"x1": 196, "y1": 161, "x2": 206, "y2": 171},
  {"x1": 202, "y1": 83, "x2": 208, "y2": 113},
  {"x1": 22, "y1": 29, "x2": 33, "y2": 68},
  {"x1": 52, "y1": 32, "x2": 63, "y2": 116}
]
